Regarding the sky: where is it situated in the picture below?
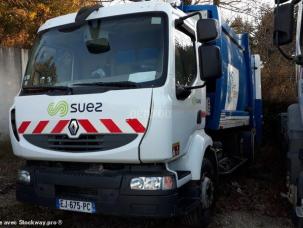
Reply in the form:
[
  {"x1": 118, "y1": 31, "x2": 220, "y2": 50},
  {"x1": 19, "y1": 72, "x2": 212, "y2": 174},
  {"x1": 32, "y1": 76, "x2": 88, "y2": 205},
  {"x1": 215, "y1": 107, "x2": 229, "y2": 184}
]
[
  {"x1": 219, "y1": 0, "x2": 275, "y2": 23},
  {"x1": 105, "y1": 0, "x2": 276, "y2": 25}
]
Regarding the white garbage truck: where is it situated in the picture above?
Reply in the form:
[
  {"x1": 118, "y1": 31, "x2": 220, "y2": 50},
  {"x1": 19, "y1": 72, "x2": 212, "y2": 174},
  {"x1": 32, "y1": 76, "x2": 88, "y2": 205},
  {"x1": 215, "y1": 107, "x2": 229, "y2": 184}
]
[{"x1": 9, "y1": 0, "x2": 262, "y2": 226}]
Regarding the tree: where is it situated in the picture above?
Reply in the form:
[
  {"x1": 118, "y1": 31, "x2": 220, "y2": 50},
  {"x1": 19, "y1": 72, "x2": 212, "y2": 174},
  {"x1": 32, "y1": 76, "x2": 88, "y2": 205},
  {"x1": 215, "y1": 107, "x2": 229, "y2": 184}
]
[
  {"x1": 186, "y1": 0, "x2": 259, "y2": 17},
  {"x1": 230, "y1": 16, "x2": 254, "y2": 34},
  {"x1": 253, "y1": 6, "x2": 296, "y2": 103},
  {"x1": 228, "y1": 5, "x2": 296, "y2": 104},
  {"x1": 230, "y1": 16, "x2": 255, "y2": 48},
  {"x1": 0, "y1": 0, "x2": 100, "y2": 48}
]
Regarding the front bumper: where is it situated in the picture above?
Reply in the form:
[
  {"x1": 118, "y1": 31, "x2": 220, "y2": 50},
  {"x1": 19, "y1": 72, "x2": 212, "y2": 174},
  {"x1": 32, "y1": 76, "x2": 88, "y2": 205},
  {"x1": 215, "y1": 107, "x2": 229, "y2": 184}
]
[{"x1": 16, "y1": 162, "x2": 194, "y2": 217}]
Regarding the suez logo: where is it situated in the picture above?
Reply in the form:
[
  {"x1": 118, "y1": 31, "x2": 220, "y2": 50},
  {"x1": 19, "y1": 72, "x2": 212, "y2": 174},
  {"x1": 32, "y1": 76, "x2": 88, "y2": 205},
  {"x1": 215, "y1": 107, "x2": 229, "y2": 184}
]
[
  {"x1": 71, "y1": 102, "x2": 102, "y2": 113},
  {"x1": 47, "y1": 101, "x2": 102, "y2": 117}
]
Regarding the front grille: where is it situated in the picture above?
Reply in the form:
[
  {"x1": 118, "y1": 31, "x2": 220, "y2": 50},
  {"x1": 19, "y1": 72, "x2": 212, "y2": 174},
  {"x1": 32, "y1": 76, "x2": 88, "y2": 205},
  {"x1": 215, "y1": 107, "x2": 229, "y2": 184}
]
[
  {"x1": 56, "y1": 185, "x2": 98, "y2": 198},
  {"x1": 23, "y1": 134, "x2": 138, "y2": 152},
  {"x1": 48, "y1": 135, "x2": 105, "y2": 151}
]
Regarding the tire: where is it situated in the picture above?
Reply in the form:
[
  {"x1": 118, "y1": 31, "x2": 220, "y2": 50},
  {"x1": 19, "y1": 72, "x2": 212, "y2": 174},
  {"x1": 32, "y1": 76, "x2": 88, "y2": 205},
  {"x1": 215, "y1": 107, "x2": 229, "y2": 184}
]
[
  {"x1": 292, "y1": 208, "x2": 303, "y2": 228},
  {"x1": 297, "y1": 217, "x2": 303, "y2": 228},
  {"x1": 181, "y1": 157, "x2": 216, "y2": 228}
]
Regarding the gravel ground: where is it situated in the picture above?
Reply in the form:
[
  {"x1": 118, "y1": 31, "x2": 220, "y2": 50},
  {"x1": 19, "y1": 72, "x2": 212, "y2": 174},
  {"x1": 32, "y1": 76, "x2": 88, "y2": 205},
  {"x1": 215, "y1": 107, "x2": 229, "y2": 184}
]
[{"x1": 0, "y1": 142, "x2": 294, "y2": 228}]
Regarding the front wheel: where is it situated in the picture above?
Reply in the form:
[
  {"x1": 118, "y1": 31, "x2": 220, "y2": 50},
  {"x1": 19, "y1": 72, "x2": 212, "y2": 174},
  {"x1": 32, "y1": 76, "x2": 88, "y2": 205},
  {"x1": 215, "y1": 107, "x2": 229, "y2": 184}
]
[
  {"x1": 292, "y1": 208, "x2": 303, "y2": 228},
  {"x1": 181, "y1": 157, "x2": 216, "y2": 228}
]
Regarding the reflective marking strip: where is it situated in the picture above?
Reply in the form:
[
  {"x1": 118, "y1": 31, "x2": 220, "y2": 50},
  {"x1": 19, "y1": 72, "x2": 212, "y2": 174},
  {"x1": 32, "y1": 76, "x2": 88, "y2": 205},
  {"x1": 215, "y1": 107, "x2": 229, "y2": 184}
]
[
  {"x1": 18, "y1": 121, "x2": 31, "y2": 134},
  {"x1": 33, "y1": 121, "x2": 49, "y2": 134},
  {"x1": 78, "y1": 119, "x2": 98, "y2": 133},
  {"x1": 18, "y1": 119, "x2": 145, "y2": 134},
  {"x1": 100, "y1": 119, "x2": 122, "y2": 133},
  {"x1": 126, "y1": 119, "x2": 146, "y2": 133},
  {"x1": 51, "y1": 120, "x2": 69, "y2": 134}
]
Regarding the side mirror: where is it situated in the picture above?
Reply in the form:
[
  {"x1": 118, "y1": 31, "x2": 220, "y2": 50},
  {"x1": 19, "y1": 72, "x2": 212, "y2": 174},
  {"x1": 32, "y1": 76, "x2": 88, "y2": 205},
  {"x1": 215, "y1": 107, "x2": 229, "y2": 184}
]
[
  {"x1": 199, "y1": 45, "x2": 222, "y2": 81},
  {"x1": 273, "y1": 3, "x2": 294, "y2": 46},
  {"x1": 196, "y1": 19, "x2": 219, "y2": 43},
  {"x1": 176, "y1": 85, "x2": 191, "y2": 100}
]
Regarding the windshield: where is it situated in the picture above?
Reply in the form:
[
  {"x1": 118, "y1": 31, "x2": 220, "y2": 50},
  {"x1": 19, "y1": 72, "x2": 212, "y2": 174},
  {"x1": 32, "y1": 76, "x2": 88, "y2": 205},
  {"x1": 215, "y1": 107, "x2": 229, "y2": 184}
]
[{"x1": 23, "y1": 13, "x2": 167, "y2": 90}]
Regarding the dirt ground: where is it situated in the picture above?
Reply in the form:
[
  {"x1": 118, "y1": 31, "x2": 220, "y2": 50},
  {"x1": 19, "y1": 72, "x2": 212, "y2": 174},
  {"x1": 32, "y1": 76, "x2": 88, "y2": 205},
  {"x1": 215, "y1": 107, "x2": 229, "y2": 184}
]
[{"x1": 0, "y1": 141, "x2": 294, "y2": 228}]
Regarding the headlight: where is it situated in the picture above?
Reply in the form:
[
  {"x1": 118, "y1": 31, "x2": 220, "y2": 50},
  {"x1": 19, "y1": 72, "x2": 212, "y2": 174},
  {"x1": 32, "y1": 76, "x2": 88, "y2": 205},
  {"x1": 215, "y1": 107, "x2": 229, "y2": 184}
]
[
  {"x1": 130, "y1": 176, "x2": 175, "y2": 190},
  {"x1": 17, "y1": 170, "x2": 31, "y2": 184}
]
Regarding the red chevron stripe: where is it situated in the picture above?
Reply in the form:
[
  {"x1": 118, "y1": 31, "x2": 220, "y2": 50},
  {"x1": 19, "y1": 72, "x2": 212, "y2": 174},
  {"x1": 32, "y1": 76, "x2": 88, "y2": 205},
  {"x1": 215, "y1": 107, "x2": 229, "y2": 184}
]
[
  {"x1": 51, "y1": 120, "x2": 69, "y2": 134},
  {"x1": 78, "y1": 119, "x2": 98, "y2": 133},
  {"x1": 101, "y1": 119, "x2": 122, "y2": 133},
  {"x1": 18, "y1": 121, "x2": 31, "y2": 134},
  {"x1": 126, "y1": 119, "x2": 146, "y2": 133},
  {"x1": 33, "y1": 121, "x2": 49, "y2": 134}
]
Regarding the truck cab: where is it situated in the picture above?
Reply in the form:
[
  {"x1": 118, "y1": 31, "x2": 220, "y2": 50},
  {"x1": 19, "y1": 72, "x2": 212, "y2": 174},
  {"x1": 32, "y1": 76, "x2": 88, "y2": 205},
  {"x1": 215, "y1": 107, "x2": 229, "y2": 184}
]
[{"x1": 9, "y1": 1, "x2": 262, "y2": 226}]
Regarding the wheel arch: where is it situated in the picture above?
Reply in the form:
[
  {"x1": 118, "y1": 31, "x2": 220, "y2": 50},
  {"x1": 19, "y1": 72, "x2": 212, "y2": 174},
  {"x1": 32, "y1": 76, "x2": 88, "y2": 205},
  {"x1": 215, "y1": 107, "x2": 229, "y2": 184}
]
[
  {"x1": 204, "y1": 146, "x2": 219, "y2": 178},
  {"x1": 168, "y1": 130, "x2": 214, "y2": 180}
]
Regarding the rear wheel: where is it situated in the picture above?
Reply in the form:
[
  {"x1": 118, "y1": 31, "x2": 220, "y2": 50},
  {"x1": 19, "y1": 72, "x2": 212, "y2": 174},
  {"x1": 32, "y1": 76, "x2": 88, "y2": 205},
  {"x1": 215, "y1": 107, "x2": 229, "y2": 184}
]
[
  {"x1": 296, "y1": 217, "x2": 303, "y2": 228},
  {"x1": 181, "y1": 157, "x2": 216, "y2": 228},
  {"x1": 242, "y1": 130, "x2": 256, "y2": 163}
]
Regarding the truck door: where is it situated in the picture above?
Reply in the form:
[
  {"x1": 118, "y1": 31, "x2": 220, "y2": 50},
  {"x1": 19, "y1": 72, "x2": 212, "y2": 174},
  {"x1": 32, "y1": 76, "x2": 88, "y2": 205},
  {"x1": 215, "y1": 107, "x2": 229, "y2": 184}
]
[{"x1": 171, "y1": 24, "x2": 205, "y2": 157}]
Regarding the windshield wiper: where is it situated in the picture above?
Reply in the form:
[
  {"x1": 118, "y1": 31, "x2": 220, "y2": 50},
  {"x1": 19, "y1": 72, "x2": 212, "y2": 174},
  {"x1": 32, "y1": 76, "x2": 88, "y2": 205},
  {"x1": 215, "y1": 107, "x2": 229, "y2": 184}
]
[
  {"x1": 72, "y1": 81, "x2": 139, "y2": 88},
  {"x1": 22, "y1": 86, "x2": 73, "y2": 94}
]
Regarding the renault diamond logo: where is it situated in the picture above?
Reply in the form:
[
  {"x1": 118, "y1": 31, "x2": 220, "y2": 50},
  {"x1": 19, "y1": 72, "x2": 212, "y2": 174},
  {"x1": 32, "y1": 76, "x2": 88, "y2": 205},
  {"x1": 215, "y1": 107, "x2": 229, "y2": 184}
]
[{"x1": 68, "y1": 119, "x2": 79, "y2": 136}]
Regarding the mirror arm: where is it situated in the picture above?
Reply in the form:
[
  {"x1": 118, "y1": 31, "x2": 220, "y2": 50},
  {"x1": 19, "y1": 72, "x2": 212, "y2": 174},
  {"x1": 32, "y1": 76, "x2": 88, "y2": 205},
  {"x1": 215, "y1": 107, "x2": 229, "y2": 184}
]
[
  {"x1": 175, "y1": 12, "x2": 202, "y2": 27},
  {"x1": 184, "y1": 83, "x2": 206, "y2": 90}
]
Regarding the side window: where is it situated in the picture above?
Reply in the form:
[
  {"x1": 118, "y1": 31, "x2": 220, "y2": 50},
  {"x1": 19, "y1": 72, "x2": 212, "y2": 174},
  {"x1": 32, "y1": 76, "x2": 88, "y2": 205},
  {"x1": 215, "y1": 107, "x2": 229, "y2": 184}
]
[{"x1": 175, "y1": 29, "x2": 197, "y2": 87}]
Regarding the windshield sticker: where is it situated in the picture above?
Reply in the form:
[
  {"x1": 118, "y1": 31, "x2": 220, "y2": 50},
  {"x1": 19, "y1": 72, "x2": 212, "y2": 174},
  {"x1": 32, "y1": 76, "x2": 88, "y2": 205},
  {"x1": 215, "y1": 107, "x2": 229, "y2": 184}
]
[
  {"x1": 151, "y1": 17, "x2": 162, "y2": 25},
  {"x1": 129, "y1": 71, "x2": 156, "y2": 83}
]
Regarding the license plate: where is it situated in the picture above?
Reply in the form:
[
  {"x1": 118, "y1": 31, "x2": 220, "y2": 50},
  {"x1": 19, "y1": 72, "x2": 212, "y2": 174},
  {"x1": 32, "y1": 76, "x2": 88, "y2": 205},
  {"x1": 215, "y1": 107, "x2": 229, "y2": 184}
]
[{"x1": 56, "y1": 199, "x2": 96, "y2": 213}]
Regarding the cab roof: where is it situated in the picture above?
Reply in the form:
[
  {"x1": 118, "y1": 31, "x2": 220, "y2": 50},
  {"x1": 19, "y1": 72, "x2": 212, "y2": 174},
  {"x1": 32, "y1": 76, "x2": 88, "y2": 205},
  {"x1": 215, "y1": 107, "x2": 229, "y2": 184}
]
[{"x1": 38, "y1": 1, "x2": 179, "y2": 33}]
